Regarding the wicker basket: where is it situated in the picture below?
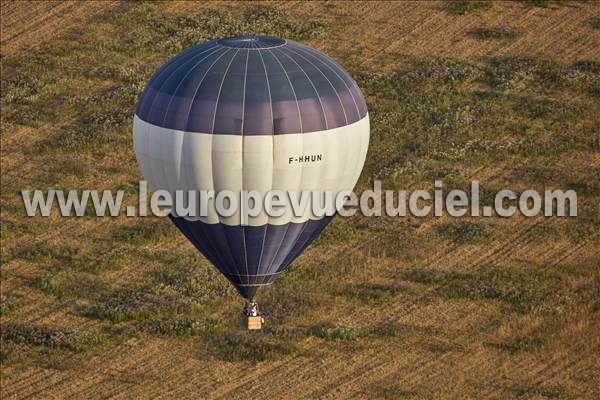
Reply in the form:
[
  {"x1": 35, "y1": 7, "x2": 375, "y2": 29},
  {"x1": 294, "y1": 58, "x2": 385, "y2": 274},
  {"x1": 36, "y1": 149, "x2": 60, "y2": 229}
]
[{"x1": 247, "y1": 316, "x2": 262, "y2": 330}]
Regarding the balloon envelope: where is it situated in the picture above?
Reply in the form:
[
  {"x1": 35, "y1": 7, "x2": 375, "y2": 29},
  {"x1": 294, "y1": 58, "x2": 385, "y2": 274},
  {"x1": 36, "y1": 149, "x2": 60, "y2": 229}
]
[{"x1": 133, "y1": 35, "x2": 369, "y2": 299}]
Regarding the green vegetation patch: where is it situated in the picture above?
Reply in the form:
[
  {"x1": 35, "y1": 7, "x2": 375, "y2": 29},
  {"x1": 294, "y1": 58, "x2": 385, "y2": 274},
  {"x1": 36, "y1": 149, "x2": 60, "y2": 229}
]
[
  {"x1": 309, "y1": 325, "x2": 370, "y2": 341},
  {"x1": 112, "y1": 218, "x2": 174, "y2": 244},
  {"x1": 339, "y1": 282, "x2": 408, "y2": 305},
  {"x1": 260, "y1": 286, "x2": 322, "y2": 324},
  {"x1": 467, "y1": 26, "x2": 522, "y2": 41},
  {"x1": 0, "y1": 323, "x2": 106, "y2": 366},
  {"x1": 445, "y1": 1, "x2": 492, "y2": 15},
  {"x1": 9, "y1": 240, "x2": 123, "y2": 273},
  {"x1": 1, "y1": 323, "x2": 105, "y2": 351},
  {"x1": 81, "y1": 283, "x2": 197, "y2": 322},
  {"x1": 307, "y1": 322, "x2": 411, "y2": 341},
  {"x1": 505, "y1": 383, "x2": 569, "y2": 399},
  {"x1": 486, "y1": 334, "x2": 545, "y2": 353},
  {"x1": 519, "y1": 0, "x2": 571, "y2": 8},
  {"x1": 358, "y1": 56, "x2": 598, "y2": 189},
  {"x1": 29, "y1": 270, "x2": 110, "y2": 300},
  {"x1": 204, "y1": 332, "x2": 299, "y2": 362},
  {"x1": 122, "y1": 317, "x2": 222, "y2": 337},
  {"x1": 369, "y1": 382, "x2": 418, "y2": 400},
  {"x1": 80, "y1": 261, "x2": 232, "y2": 322},
  {"x1": 402, "y1": 267, "x2": 560, "y2": 313},
  {"x1": 436, "y1": 221, "x2": 493, "y2": 244},
  {"x1": 8, "y1": 242, "x2": 78, "y2": 264},
  {"x1": 0, "y1": 295, "x2": 18, "y2": 316}
]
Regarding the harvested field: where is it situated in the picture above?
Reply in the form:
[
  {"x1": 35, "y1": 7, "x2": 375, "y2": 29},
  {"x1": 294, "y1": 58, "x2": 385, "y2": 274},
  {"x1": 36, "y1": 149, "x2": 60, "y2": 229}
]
[{"x1": 1, "y1": 1, "x2": 599, "y2": 399}]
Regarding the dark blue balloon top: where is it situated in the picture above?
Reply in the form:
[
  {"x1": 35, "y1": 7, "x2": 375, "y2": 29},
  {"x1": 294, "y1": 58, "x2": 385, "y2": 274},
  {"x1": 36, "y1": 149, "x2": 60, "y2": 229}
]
[{"x1": 136, "y1": 35, "x2": 367, "y2": 135}]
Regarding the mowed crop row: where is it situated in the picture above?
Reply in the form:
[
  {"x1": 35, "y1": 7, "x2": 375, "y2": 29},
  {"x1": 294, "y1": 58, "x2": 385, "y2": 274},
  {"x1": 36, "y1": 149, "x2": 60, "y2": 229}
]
[
  {"x1": 1, "y1": 1, "x2": 599, "y2": 399},
  {"x1": 268, "y1": 1, "x2": 600, "y2": 70},
  {"x1": 5, "y1": 218, "x2": 596, "y2": 399},
  {"x1": 0, "y1": 1, "x2": 118, "y2": 57}
]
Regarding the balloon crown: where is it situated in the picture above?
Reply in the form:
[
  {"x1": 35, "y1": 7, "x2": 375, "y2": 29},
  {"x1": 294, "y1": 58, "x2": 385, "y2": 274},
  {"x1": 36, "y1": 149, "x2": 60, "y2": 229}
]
[{"x1": 217, "y1": 35, "x2": 286, "y2": 49}]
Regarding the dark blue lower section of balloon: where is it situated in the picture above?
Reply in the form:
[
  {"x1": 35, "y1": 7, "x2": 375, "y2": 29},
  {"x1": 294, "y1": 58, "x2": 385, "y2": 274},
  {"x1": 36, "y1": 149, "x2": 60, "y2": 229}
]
[{"x1": 169, "y1": 216, "x2": 333, "y2": 299}]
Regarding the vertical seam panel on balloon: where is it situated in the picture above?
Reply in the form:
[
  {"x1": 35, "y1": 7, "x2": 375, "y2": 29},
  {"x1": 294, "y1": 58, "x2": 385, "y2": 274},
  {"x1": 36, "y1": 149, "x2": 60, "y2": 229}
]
[
  {"x1": 269, "y1": 47, "x2": 329, "y2": 274},
  {"x1": 184, "y1": 47, "x2": 232, "y2": 132},
  {"x1": 285, "y1": 46, "x2": 348, "y2": 126},
  {"x1": 296, "y1": 45, "x2": 362, "y2": 120},
  {"x1": 160, "y1": 45, "x2": 223, "y2": 128},
  {"x1": 298, "y1": 46, "x2": 369, "y2": 189},
  {"x1": 146, "y1": 47, "x2": 224, "y2": 197},
  {"x1": 183, "y1": 47, "x2": 244, "y2": 284},
  {"x1": 278, "y1": 125, "x2": 328, "y2": 273},
  {"x1": 264, "y1": 48, "x2": 305, "y2": 274},
  {"x1": 186, "y1": 134, "x2": 230, "y2": 275},
  {"x1": 210, "y1": 48, "x2": 245, "y2": 285},
  {"x1": 255, "y1": 46, "x2": 274, "y2": 276},
  {"x1": 210, "y1": 48, "x2": 240, "y2": 134},
  {"x1": 267, "y1": 49, "x2": 303, "y2": 134},
  {"x1": 263, "y1": 49, "x2": 302, "y2": 273},
  {"x1": 274, "y1": 47, "x2": 329, "y2": 131},
  {"x1": 353, "y1": 117, "x2": 366, "y2": 189},
  {"x1": 175, "y1": 47, "x2": 237, "y2": 277},
  {"x1": 146, "y1": 44, "x2": 223, "y2": 127},
  {"x1": 241, "y1": 49, "x2": 250, "y2": 284}
]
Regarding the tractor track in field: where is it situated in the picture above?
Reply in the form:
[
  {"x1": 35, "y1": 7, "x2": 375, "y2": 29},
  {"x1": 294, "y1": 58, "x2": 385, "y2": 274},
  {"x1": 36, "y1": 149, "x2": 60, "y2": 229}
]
[
  {"x1": 0, "y1": 163, "x2": 533, "y2": 398},
  {"x1": 479, "y1": 350, "x2": 600, "y2": 399},
  {"x1": 1, "y1": 195, "x2": 595, "y2": 398},
  {"x1": 0, "y1": 1, "x2": 118, "y2": 58},
  {"x1": 204, "y1": 219, "x2": 563, "y2": 399},
  {"x1": 300, "y1": 236, "x2": 591, "y2": 399},
  {"x1": 9, "y1": 220, "x2": 591, "y2": 399},
  {"x1": 301, "y1": 227, "x2": 558, "y2": 397},
  {"x1": 3, "y1": 157, "x2": 593, "y2": 399},
  {"x1": 2, "y1": 1, "x2": 599, "y2": 399},
  {"x1": 352, "y1": 1, "x2": 600, "y2": 67}
]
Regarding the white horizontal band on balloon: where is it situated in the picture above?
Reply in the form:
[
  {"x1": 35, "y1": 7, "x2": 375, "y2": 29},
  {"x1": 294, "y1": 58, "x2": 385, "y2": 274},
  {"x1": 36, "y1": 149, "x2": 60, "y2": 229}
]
[{"x1": 133, "y1": 114, "x2": 370, "y2": 226}]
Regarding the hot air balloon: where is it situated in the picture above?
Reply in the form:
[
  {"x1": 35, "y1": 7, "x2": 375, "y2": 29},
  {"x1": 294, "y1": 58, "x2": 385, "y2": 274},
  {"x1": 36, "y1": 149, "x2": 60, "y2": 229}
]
[{"x1": 133, "y1": 35, "x2": 369, "y2": 325}]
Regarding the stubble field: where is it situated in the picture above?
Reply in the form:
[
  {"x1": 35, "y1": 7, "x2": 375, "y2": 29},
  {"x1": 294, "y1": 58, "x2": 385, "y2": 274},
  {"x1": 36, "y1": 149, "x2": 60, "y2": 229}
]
[{"x1": 1, "y1": 1, "x2": 599, "y2": 399}]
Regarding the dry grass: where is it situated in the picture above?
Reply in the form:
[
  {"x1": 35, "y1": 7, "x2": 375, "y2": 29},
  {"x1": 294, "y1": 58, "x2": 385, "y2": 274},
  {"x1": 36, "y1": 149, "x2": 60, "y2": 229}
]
[{"x1": 1, "y1": 1, "x2": 599, "y2": 399}]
